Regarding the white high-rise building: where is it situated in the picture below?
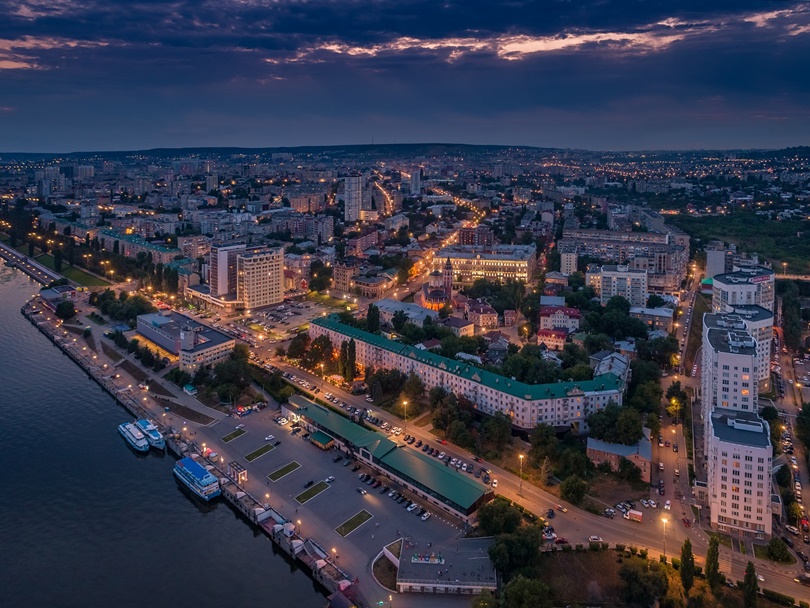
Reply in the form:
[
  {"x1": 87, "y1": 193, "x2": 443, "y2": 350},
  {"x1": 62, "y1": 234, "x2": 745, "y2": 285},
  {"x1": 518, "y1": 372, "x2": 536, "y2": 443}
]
[
  {"x1": 727, "y1": 305, "x2": 774, "y2": 393},
  {"x1": 712, "y1": 266, "x2": 775, "y2": 312},
  {"x1": 707, "y1": 409, "x2": 772, "y2": 539},
  {"x1": 585, "y1": 264, "x2": 648, "y2": 307},
  {"x1": 344, "y1": 174, "x2": 362, "y2": 222},
  {"x1": 701, "y1": 324, "x2": 758, "y2": 415},
  {"x1": 236, "y1": 247, "x2": 284, "y2": 310}
]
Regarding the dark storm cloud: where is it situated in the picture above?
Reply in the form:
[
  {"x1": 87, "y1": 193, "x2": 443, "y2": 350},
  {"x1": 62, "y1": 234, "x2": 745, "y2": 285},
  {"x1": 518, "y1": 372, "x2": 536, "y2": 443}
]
[{"x1": 0, "y1": 0, "x2": 808, "y2": 150}]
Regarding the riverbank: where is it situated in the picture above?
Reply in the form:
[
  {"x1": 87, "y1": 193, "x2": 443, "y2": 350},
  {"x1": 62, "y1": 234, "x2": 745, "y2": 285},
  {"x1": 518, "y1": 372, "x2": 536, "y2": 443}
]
[{"x1": 20, "y1": 296, "x2": 364, "y2": 607}]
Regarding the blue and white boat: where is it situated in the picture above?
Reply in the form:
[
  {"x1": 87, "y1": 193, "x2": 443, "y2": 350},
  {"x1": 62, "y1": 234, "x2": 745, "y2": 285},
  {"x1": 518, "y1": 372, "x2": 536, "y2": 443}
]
[
  {"x1": 118, "y1": 422, "x2": 149, "y2": 453},
  {"x1": 173, "y1": 457, "x2": 221, "y2": 501},
  {"x1": 134, "y1": 419, "x2": 165, "y2": 450}
]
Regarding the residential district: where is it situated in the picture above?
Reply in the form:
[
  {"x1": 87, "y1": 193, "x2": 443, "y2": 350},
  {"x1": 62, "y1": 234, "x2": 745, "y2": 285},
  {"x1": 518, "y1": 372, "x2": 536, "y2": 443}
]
[{"x1": 2, "y1": 144, "x2": 810, "y2": 608}]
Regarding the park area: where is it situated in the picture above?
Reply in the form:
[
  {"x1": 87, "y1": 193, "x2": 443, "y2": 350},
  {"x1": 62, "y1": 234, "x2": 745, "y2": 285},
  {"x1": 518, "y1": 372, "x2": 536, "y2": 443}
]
[
  {"x1": 335, "y1": 510, "x2": 373, "y2": 537},
  {"x1": 35, "y1": 254, "x2": 110, "y2": 286}
]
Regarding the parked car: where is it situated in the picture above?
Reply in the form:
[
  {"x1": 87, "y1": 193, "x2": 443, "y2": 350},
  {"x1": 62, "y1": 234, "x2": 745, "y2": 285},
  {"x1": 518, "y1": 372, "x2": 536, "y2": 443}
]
[
  {"x1": 304, "y1": 480, "x2": 314, "y2": 488},
  {"x1": 588, "y1": 536, "x2": 603, "y2": 543},
  {"x1": 356, "y1": 487, "x2": 367, "y2": 495},
  {"x1": 325, "y1": 476, "x2": 335, "y2": 483}
]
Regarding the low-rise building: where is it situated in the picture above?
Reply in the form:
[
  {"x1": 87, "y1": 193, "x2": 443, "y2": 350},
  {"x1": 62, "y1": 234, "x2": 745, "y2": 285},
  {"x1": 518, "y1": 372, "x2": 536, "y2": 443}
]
[
  {"x1": 136, "y1": 312, "x2": 235, "y2": 371},
  {"x1": 629, "y1": 306, "x2": 674, "y2": 333},
  {"x1": 375, "y1": 299, "x2": 438, "y2": 328},
  {"x1": 538, "y1": 306, "x2": 581, "y2": 332},
  {"x1": 441, "y1": 316, "x2": 475, "y2": 337},
  {"x1": 537, "y1": 328, "x2": 567, "y2": 351},
  {"x1": 587, "y1": 430, "x2": 652, "y2": 483},
  {"x1": 467, "y1": 302, "x2": 498, "y2": 329}
]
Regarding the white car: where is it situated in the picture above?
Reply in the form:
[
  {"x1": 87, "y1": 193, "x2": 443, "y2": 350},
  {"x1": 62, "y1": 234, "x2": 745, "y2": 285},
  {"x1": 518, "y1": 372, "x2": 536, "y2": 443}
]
[
  {"x1": 265, "y1": 435, "x2": 275, "y2": 441},
  {"x1": 491, "y1": 479, "x2": 498, "y2": 488},
  {"x1": 588, "y1": 536, "x2": 603, "y2": 543},
  {"x1": 640, "y1": 499, "x2": 649, "y2": 508},
  {"x1": 236, "y1": 424, "x2": 245, "y2": 429},
  {"x1": 324, "y1": 476, "x2": 335, "y2": 483},
  {"x1": 421, "y1": 511, "x2": 431, "y2": 521},
  {"x1": 407, "y1": 503, "x2": 419, "y2": 512},
  {"x1": 664, "y1": 500, "x2": 671, "y2": 510}
]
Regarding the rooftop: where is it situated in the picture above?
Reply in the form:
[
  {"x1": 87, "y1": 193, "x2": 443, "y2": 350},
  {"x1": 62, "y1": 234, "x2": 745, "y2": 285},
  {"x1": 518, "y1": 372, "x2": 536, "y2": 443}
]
[
  {"x1": 705, "y1": 327, "x2": 757, "y2": 355},
  {"x1": 436, "y1": 244, "x2": 536, "y2": 261},
  {"x1": 629, "y1": 306, "x2": 674, "y2": 319},
  {"x1": 711, "y1": 409, "x2": 771, "y2": 448},
  {"x1": 312, "y1": 315, "x2": 622, "y2": 402},
  {"x1": 396, "y1": 537, "x2": 497, "y2": 589},
  {"x1": 287, "y1": 395, "x2": 488, "y2": 509},
  {"x1": 713, "y1": 266, "x2": 774, "y2": 285},
  {"x1": 587, "y1": 428, "x2": 652, "y2": 462}
]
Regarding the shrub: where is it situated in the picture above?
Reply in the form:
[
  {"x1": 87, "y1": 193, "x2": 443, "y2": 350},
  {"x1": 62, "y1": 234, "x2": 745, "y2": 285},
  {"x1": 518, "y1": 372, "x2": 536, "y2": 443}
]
[
  {"x1": 695, "y1": 565, "x2": 703, "y2": 577},
  {"x1": 561, "y1": 544, "x2": 572, "y2": 552},
  {"x1": 762, "y1": 589, "x2": 796, "y2": 606},
  {"x1": 616, "y1": 544, "x2": 626, "y2": 552},
  {"x1": 601, "y1": 542, "x2": 609, "y2": 550},
  {"x1": 799, "y1": 601, "x2": 808, "y2": 608},
  {"x1": 589, "y1": 542, "x2": 601, "y2": 551},
  {"x1": 671, "y1": 557, "x2": 680, "y2": 570},
  {"x1": 575, "y1": 543, "x2": 584, "y2": 552},
  {"x1": 659, "y1": 555, "x2": 667, "y2": 564},
  {"x1": 639, "y1": 549, "x2": 648, "y2": 559},
  {"x1": 629, "y1": 546, "x2": 638, "y2": 556}
]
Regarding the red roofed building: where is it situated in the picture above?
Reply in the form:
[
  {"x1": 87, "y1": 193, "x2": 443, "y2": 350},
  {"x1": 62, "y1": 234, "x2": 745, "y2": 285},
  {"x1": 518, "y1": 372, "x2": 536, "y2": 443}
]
[
  {"x1": 537, "y1": 328, "x2": 568, "y2": 351},
  {"x1": 538, "y1": 306, "x2": 581, "y2": 332},
  {"x1": 467, "y1": 302, "x2": 499, "y2": 329}
]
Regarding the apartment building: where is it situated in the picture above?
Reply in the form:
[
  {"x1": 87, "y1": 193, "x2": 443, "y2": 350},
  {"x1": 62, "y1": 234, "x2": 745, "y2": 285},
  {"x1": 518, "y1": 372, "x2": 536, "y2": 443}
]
[
  {"x1": 586, "y1": 265, "x2": 648, "y2": 307},
  {"x1": 538, "y1": 306, "x2": 581, "y2": 332},
  {"x1": 712, "y1": 267, "x2": 775, "y2": 313},
  {"x1": 707, "y1": 409, "x2": 772, "y2": 539},
  {"x1": 136, "y1": 312, "x2": 235, "y2": 371},
  {"x1": 309, "y1": 315, "x2": 623, "y2": 433},
  {"x1": 706, "y1": 305, "x2": 774, "y2": 393}
]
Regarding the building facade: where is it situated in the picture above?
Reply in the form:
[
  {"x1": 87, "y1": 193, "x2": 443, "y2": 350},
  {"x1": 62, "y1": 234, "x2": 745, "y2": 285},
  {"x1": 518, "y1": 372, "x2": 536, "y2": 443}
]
[
  {"x1": 586, "y1": 265, "x2": 649, "y2": 307},
  {"x1": 136, "y1": 312, "x2": 235, "y2": 371},
  {"x1": 711, "y1": 267, "x2": 775, "y2": 313},
  {"x1": 236, "y1": 246, "x2": 284, "y2": 310},
  {"x1": 707, "y1": 409, "x2": 772, "y2": 539},
  {"x1": 538, "y1": 306, "x2": 581, "y2": 332},
  {"x1": 310, "y1": 316, "x2": 623, "y2": 432},
  {"x1": 433, "y1": 245, "x2": 536, "y2": 285}
]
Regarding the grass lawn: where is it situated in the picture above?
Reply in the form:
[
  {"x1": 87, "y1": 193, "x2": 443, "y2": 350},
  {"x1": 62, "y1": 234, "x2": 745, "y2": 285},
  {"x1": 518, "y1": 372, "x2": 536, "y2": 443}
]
[
  {"x1": 119, "y1": 359, "x2": 149, "y2": 382},
  {"x1": 717, "y1": 533, "x2": 733, "y2": 548},
  {"x1": 306, "y1": 291, "x2": 358, "y2": 310},
  {"x1": 683, "y1": 293, "x2": 710, "y2": 371},
  {"x1": 222, "y1": 428, "x2": 247, "y2": 443},
  {"x1": 372, "y1": 555, "x2": 398, "y2": 591},
  {"x1": 295, "y1": 481, "x2": 329, "y2": 504},
  {"x1": 86, "y1": 312, "x2": 107, "y2": 325},
  {"x1": 245, "y1": 443, "x2": 275, "y2": 462},
  {"x1": 412, "y1": 412, "x2": 433, "y2": 428},
  {"x1": 35, "y1": 254, "x2": 110, "y2": 286},
  {"x1": 268, "y1": 461, "x2": 300, "y2": 482},
  {"x1": 101, "y1": 342, "x2": 123, "y2": 362},
  {"x1": 335, "y1": 509, "x2": 373, "y2": 537},
  {"x1": 753, "y1": 542, "x2": 797, "y2": 565},
  {"x1": 152, "y1": 396, "x2": 214, "y2": 424}
]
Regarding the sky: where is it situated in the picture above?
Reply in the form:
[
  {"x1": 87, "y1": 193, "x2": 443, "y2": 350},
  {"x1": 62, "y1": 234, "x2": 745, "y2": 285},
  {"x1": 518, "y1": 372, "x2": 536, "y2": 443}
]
[{"x1": 1, "y1": 0, "x2": 809, "y2": 152}]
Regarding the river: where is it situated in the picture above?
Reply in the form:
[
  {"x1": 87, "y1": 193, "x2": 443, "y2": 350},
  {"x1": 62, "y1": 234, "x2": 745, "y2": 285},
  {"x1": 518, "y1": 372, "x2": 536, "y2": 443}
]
[{"x1": 0, "y1": 266, "x2": 326, "y2": 608}]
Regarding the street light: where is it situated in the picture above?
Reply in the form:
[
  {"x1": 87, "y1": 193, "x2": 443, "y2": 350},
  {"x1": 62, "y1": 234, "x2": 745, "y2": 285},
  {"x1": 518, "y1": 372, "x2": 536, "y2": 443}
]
[
  {"x1": 661, "y1": 517, "x2": 668, "y2": 558},
  {"x1": 402, "y1": 400, "x2": 408, "y2": 437},
  {"x1": 297, "y1": 519, "x2": 302, "y2": 536},
  {"x1": 519, "y1": 454, "x2": 525, "y2": 496}
]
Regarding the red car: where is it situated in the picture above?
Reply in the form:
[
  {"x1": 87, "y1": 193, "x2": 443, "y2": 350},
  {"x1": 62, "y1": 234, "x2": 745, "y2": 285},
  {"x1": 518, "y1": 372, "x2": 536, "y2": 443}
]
[
  {"x1": 554, "y1": 537, "x2": 568, "y2": 545},
  {"x1": 682, "y1": 517, "x2": 691, "y2": 527}
]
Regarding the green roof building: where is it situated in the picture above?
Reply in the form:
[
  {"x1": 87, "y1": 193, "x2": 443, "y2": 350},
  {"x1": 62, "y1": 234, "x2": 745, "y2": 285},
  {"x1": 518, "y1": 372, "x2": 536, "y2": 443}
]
[
  {"x1": 310, "y1": 315, "x2": 624, "y2": 433},
  {"x1": 285, "y1": 395, "x2": 491, "y2": 520}
]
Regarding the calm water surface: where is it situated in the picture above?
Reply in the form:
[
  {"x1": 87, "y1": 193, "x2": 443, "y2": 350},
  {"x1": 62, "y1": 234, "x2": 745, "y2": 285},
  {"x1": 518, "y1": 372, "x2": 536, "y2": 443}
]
[{"x1": 0, "y1": 267, "x2": 326, "y2": 608}]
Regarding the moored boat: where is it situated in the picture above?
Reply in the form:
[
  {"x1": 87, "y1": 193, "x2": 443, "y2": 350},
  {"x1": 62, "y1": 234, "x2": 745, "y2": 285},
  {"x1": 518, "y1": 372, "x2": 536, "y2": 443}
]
[
  {"x1": 118, "y1": 422, "x2": 149, "y2": 452},
  {"x1": 173, "y1": 457, "x2": 221, "y2": 501},
  {"x1": 134, "y1": 418, "x2": 165, "y2": 450}
]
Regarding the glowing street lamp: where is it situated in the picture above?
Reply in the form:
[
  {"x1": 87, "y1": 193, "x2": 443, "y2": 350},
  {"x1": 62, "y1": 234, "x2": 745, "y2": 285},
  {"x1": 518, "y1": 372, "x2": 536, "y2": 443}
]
[
  {"x1": 519, "y1": 454, "x2": 525, "y2": 496},
  {"x1": 661, "y1": 517, "x2": 668, "y2": 557}
]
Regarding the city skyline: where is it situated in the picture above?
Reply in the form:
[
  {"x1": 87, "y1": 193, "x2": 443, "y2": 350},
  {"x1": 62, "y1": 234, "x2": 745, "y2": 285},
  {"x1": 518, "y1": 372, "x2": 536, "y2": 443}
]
[{"x1": 1, "y1": 0, "x2": 809, "y2": 152}]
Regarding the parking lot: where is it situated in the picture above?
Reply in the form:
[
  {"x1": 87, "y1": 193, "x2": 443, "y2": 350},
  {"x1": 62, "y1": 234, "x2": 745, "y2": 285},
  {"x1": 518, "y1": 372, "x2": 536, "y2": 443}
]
[{"x1": 205, "y1": 411, "x2": 465, "y2": 582}]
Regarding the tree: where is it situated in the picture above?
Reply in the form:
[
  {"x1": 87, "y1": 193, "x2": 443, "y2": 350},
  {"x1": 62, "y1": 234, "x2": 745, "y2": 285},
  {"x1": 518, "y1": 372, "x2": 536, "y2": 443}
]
[
  {"x1": 501, "y1": 575, "x2": 552, "y2": 608},
  {"x1": 618, "y1": 561, "x2": 669, "y2": 608},
  {"x1": 391, "y1": 309, "x2": 408, "y2": 331},
  {"x1": 680, "y1": 538, "x2": 695, "y2": 595},
  {"x1": 366, "y1": 304, "x2": 380, "y2": 333},
  {"x1": 438, "y1": 303, "x2": 452, "y2": 319},
  {"x1": 28, "y1": 240, "x2": 35, "y2": 257},
  {"x1": 488, "y1": 527, "x2": 542, "y2": 577},
  {"x1": 666, "y1": 381, "x2": 688, "y2": 419},
  {"x1": 767, "y1": 537, "x2": 793, "y2": 563},
  {"x1": 647, "y1": 294, "x2": 667, "y2": 308},
  {"x1": 346, "y1": 338, "x2": 356, "y2": 382},
  {"x1": 471, "y1": 592, "x2": 497, "y2": 608},
  {"x1": 743, "y1": 561, "x2": 758, "y2": 608},
  {"x1": 775, "y1": 464, "x2": 792, "y2": 488},
  {"x1": 338, "y1": 340, "x2": 348, "y2": 379},
  {"x1": 54, "y1": 300, "x2": 75, "y2": 320},
  {"x1": 705, "y1": 535, "x2": 720, "y2": 590},
  {"x1": 560, "y1": 475, "x2": 587, "y2": 504},
  {"x1": 529, "y1": 423, "x2": 558, "y2": 465},
  {"x1": 401, "y1": 371, "x2": 425, "y2": 403},
  {"x1": 482, "y1": 412, "x2": 512, "y2": 450},
  {"x1": 618, "y1": 457, "x2": 642, "y2": 483},
  {"x1": 645, "y1": 412, "x2": 661, "y2": 437},
  {"x1": 286, "y1": 333, "x2": 311, "y2": 360},
  {"x1": 538, "y1": 457, "x2": 552, "y2": 486},
  {"x1": 476, "y1": 499, "x2": 522, "y2": 535},
  {"x1": 232, "y1": 343, "x2": 250, "y2": 360},
  {"x1": 53, "y1": 249, "x2": 63, "y2": 272},
  {"x1": 616, "y1": 408, "x2": 644, "y2": 445}
]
